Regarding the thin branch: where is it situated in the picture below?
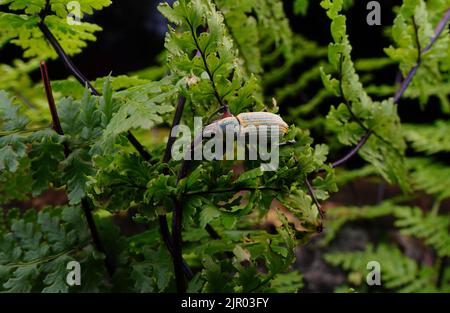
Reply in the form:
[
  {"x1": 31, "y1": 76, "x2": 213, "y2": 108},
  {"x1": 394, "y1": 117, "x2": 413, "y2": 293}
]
[
  {"x1": 163, "y1": 96, "x2": 186, "y2": 163},
  {"x1": 172, "y1": 200, "x2": 186, "y2": 293},
  {"x1": 187, "y1": 20, "x2": 229, "y2": 113},
  {"x1": 158, "y1": 215, "x2": 193, "y2": 279},
  {"x1": 38, "y1": 21, "x2": 151, "y2": 161},
  {"x1": 40, "y1": 61, "x2": 64, "y2": 134},
  {"x1": 393, "y1": 17, "x2": 422, "y2": 104},
  {"x1": 160, "y1": 95, "x2": 196, "y2": 284},
  {"x1": 185, "y1": 186, "x2": 281, "y2": 196},
  {"x1": 40, "y1": 61, "x2": 115, "y2": 277},
  {"x1": 412, "y1": 17, "x2": 422, "y2": 63},
  {"x1": 170, "y1": 151, "x2": 193, "y2": 293},
  {"x1": 205, "y1": 224, "x2": 221, "y2": 240},
  {"x1": 38, "y1": 23, "x2": 97, "y2": 95},
  {"x1": 394, "y1": 8, "x2": 450, "y2": 103},
  {"x1": 318, "y1": 130, "x2": 372, "y2": 172},
  {"x1": 125, "y1": 131, "x2": 152, "y2": 160},
  {"x1": 161, "y1": 95, "x2": 226, "y2": 288},
  {"x1": 424, "y1": 8, "x2": 450, "y2": 52},
  {"x1": 305, "y1": 177, "x2": 324, "y2": 233}
]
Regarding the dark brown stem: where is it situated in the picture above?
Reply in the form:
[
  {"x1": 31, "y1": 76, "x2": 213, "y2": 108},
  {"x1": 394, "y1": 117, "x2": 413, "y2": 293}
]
[
  {"x1": 170, "y1": 142, "x2": 194, "y2": 292},
  {"x1": 158, "y1": 215, "x2": 193, "y2": 279},
  {"x1": 170, "y1": 132, "x2": 225, "y2": 291},
  {"x1": 305, "y1": 177, "x2": 324, "y2": 232},
  {"x1": 162, "y1": 95, "x2": 224, "y2": 286},
  {"x1": 125, "y1": 131, "x2": 151, "y2": 160},
  {"x1": 82, "y1": 198, "x2": 115, "y2": 277},
  {"x1": 40, "y1": 61, "x2": 114, "y2": 277},
  {"x1": 38, "y1": 23, "x2": 97, "y2": 95},
  {"x1": 172, "y1": 200, "x2": 185, "y2": 292},
  {"x1": 163, "y1": 96, "x2": 186, "y2": 163},
  {"x1": 205, "y1": 224, "x2": 221, "y2": 240},
  {"x1": 160, "y1": 95, "x2": 197, "y2": 283}
]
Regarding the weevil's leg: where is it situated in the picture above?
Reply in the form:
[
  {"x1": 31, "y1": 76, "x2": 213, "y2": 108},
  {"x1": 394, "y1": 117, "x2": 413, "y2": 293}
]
[{"x1": 278, "y1": 140, "x2": 296, "y2": 147}]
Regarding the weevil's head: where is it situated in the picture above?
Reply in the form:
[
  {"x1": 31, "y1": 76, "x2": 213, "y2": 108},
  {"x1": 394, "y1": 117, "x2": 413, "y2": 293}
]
[{"x1": 203, "y1": 116, "x2": 240, "y2": 137}]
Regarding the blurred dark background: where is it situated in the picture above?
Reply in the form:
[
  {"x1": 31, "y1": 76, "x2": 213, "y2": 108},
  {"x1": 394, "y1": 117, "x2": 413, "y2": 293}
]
[
  {"x1": 0, "y1": 0, "x2": 401, "y2": 79},
  {"x1": 0, "y1": 0, "x2": 429, "y2": 125}
]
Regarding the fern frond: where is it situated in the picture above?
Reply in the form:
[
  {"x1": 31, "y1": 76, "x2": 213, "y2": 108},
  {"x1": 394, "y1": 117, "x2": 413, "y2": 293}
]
[
  {"x1": 394, "y1": 206, "x2": 450, "y2": 257},
  {"x1": 325, "y1": 244, "x2": 437, "y2": 292},
  {"x1": 322, "y1": 202, "x2": 398, "y2": 245},
  {"x1": 0, "y1": 0, "x2": 112, "y2": 59},
  {"x1": 320, "y1": 0, "x2": 409, "y2": 190},
  {"x1": 385, "y1": 0, "x2": 450, "y2": 108},
  {"x1": 0, "y1": 206, "x2": 107, "y2": 292},
  {"x1": 408, "y1": 158, "x2": 450, "y2": 201},
  {"x1": 404, "y1": 121, "x2": 450, "y2": 154}
]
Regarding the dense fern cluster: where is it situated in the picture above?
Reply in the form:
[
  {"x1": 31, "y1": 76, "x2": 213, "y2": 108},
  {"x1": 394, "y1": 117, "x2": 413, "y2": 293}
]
[{"x1": 1, "y1": 0, "x2": 450, "y2": 293}]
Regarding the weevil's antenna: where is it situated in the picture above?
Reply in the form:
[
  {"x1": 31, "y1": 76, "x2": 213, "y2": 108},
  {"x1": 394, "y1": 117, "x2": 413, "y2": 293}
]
[{"x1": 206, "y1": 104, "x2": 233, "y2": 124}]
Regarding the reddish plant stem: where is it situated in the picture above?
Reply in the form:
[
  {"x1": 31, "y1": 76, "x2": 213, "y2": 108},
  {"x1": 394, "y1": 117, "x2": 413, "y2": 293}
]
[
  {"x1": 158, "y1": 215, "x2": 193, "y2": 279},
  {"x1": 40, "y1": 61, "x2": 115, "y2": 278},
  {"x1": 38, "y1": 22, "x2": 151, "y2": 161}
]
